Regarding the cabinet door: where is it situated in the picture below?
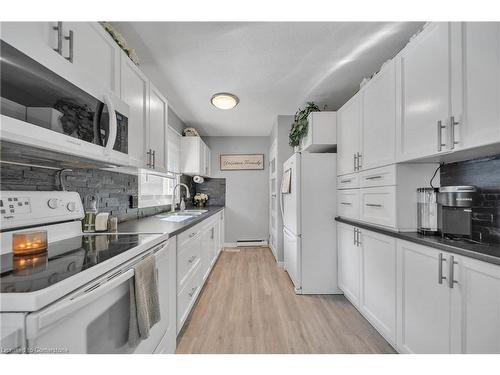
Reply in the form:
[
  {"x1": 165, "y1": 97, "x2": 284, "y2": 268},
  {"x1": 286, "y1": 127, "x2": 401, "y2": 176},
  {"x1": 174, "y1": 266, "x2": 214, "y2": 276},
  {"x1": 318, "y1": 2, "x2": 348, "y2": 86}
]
[
  {"x1": 120, "y1": 54, "x2": 148, "y2": 168},
  {"x1": 148, "y1": 83, "x2": 168, "y2": 172},
  {"x1": 362, "y1": 60, "x2": 396, "y2": 170},
  {"x1": 337, "y1": 223, "x2": 360, "y2": 306},
  {"x1": 63, "y1": 22, "x2": 120, "y2": 96},
  {"x1": 452, "y1": 256, "x2": 500, "y2": 353},
  {"x1": 211, "y1": 221, "x2": 220, "y2": 266},
  {"x1": 200, "y1": 226, "x2": 212, "y2": 281},
  {"x1": 459, "y1": 22, "x2": 500, "y2": 150},
  {"x1": 397, "y1": 23, "x2": 453, "y2": 161},
  {"x1": 360, "y1": 230, "x2": 397, "y2": 344},
  {"x1": 219, "y1": 210, "x2": 225, "y2": 254},
  {"x1": 204, "y1": 146, "x2": 211, "y2": 177},
  {"x1": 396, "y1": 240, "x2": 452, "y2": 353},
  {"x1": 337, "y1": 93, "x2": 361, "y2": 175}
]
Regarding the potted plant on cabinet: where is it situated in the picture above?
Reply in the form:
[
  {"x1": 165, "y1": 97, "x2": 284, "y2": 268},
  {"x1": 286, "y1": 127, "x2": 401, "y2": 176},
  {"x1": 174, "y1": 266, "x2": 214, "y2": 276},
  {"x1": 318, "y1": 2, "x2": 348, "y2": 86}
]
[{"x1": 289, "y1": 102, "x2": 320, "y2": 150}]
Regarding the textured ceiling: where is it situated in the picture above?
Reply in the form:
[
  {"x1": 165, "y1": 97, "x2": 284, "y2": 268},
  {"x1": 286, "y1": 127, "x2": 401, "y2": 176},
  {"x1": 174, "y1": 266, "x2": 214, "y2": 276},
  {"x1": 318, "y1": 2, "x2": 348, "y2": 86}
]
[{"x1": 111, "y1": 22, "x2": 424, "y2": 136}]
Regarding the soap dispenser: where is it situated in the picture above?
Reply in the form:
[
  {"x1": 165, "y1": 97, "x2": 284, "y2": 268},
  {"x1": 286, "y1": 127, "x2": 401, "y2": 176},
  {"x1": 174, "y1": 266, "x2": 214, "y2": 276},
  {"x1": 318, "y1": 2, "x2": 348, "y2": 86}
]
[
  {"x1": 83, "y1": 195, "x2": 98, "y2": 233},
  {"x1": 180, "y1": 198, "x2": 186, "y2": 212}
]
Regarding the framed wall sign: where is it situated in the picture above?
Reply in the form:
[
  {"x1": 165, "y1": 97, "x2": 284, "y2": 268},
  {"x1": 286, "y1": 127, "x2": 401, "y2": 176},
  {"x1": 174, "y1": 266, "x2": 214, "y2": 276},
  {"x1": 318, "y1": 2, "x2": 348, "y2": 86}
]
[{"x1": 220, "y1": 154, "x2": 265, "y2": 171}]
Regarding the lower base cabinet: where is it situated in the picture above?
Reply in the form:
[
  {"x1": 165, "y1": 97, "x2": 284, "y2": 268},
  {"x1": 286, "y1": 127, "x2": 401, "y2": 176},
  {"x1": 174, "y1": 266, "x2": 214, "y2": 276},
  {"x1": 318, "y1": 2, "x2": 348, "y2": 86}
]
[
  {"x1": 360, "y1": 230, "x2": 397, "y2": 345},
  {"x1": 338, "y1": 223, "x2": 500, "y2": 354},
  {"x1": 176, "y1": 210, "x2": 225, "y2": 335}
]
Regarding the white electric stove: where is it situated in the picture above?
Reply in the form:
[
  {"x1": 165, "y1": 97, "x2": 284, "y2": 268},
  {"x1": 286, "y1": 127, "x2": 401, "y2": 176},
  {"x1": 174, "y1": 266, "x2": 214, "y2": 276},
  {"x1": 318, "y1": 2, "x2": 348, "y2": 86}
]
[{"x1": 0, "y1": 191, "x2": 175, "y2": 354}]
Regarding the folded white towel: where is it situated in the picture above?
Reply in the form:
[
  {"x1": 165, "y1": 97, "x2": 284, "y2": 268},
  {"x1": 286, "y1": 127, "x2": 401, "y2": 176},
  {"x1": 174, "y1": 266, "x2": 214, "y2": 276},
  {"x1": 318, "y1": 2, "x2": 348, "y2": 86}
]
[{"x1": 128, "y1": 255, "x2": 161, "y2": 347}]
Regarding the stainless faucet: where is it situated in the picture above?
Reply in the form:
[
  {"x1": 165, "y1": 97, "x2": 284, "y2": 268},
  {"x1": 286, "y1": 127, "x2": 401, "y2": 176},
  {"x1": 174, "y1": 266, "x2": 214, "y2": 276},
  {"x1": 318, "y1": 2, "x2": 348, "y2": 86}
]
[{"x1": 171, "y1": 183, "x2": 191, "y2": 212}]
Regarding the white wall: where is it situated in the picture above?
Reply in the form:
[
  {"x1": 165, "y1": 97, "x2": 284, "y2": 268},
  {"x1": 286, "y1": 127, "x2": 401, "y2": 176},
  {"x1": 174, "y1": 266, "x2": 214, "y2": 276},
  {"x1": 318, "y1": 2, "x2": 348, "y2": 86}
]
[{"x1": 203, "y1": 136, "x2": 269, "y2": 244}]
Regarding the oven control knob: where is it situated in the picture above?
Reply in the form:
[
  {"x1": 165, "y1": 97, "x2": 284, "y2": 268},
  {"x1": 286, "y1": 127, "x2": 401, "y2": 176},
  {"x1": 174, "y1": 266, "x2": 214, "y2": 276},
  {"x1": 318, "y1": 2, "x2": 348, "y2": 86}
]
[
  {"x1": 67, "y1": 202, "x2": 77, "y2": 212},
  {"x1": 47, "y1": 198, "x2": 59, "y2": 209}
]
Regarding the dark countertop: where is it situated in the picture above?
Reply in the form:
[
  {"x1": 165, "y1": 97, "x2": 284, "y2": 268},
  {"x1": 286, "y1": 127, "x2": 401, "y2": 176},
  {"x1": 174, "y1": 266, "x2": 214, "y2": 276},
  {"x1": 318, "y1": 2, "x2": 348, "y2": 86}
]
[
  {"x1": 115, "y1": 206, "x2": 224, "y2": 238},
  {"x1": 335, "y1": 216, "x2": 500, "y2": 266}
]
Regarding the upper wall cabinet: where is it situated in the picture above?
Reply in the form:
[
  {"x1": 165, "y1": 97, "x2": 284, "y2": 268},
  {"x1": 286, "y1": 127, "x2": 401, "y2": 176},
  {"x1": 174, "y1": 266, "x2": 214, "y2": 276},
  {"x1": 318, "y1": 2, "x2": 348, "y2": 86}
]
[
  {"x1": 120, "y1": 52, "x2": 149, "y2": 168},
  {"x1": 362, "y1": 60, "x2": 396, "y2": 170},
  {"x1": 1, "y1": 22, "x2": 120, "y2": 98},
  {"x1": 337, "y1": 93, "x2": 362, "y2": 176},
  {"x1": 180, "y1": 137, "x2": 211, "y2": 177},
  {"x1": 61, "y1": 23, "x2": 121, "y2": 96},
  {"x1": 396, "y1": 22, "x2": 455, "y2": 161},
  {"x1": 300, "y1": 111, "x2": 337, "y2": 152},
  {"x1": 148, "y1": 83, "x2": 169, "y2": 173},
  {"x1": 458, "y1": 22, "x2": 500, "y2": 150}
]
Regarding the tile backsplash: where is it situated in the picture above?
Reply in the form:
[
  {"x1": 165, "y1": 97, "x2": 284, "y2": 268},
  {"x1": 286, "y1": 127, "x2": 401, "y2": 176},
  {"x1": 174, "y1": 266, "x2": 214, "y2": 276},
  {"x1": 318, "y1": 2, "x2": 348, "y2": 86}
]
[
  {"x1": 0, "y1": 164, "x2": 170, "y2": 222},
  {"x1": 181, "y1": 175, "x2": 226, "y2": 207},
  {"x1": 440, "y1": 154, "x2": 500, "y2": 244}
]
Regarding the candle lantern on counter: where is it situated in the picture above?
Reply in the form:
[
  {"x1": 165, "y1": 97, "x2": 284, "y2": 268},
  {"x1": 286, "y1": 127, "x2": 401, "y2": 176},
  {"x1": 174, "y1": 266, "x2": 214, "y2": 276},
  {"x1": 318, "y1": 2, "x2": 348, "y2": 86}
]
[{"x1": 12, "y1": 230, "x2": 48, "y2": 256}]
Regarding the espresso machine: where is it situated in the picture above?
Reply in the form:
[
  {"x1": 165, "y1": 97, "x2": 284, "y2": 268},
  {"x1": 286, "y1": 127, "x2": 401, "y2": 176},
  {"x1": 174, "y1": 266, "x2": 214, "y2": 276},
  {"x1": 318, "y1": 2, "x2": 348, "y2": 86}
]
[{"x1": 437, "y1": 186, "x2": 478, "y2": 239}]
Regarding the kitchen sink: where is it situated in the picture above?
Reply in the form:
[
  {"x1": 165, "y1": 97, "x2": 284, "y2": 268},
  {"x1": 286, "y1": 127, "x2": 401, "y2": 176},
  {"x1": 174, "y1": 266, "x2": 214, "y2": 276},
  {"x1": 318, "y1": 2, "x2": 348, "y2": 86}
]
[
  {"x1": 159, "y1": 215, "x2": 194, "y2": 222},
  {"x1": 183, "y1": 209, "x2": 208, "y2": 214}
]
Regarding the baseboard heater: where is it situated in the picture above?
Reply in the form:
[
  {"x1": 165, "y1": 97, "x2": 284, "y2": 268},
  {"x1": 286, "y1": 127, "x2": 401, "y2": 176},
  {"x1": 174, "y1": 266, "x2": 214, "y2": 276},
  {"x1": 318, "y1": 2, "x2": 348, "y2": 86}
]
[{"x1": 236, "y1": 239, "x2": 268, "y2": 247}]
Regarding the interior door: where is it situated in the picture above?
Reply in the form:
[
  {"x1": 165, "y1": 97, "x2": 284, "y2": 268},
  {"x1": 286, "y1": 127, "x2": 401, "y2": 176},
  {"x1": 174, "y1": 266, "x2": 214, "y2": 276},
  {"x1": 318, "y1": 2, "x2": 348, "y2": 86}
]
[
  {"x1": 396, "y1": 241, "x2": 452, "y2": 353},
  {"x1": 337, "y1": 93, "x2": 361, "y2": 175},
  {"x1": 25, "y1": 241, "x2": 172, "y2": 354},
  {"x1": 148, "y1": 83, "x2": 168, "y2": 172},
  {"x1": 283, "y1": 226, "x2": 301, "y2": 291},
  {"x1": 397, "y1": 22, "x2": 452, "y2": 161},
  {"x1": 281, "y1": 153, "x2": 300, "y2": 236}
]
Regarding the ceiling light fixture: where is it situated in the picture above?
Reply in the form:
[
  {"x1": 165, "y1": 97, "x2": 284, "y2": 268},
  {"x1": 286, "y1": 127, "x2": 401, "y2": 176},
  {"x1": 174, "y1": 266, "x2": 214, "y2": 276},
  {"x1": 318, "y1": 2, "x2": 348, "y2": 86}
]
[{"x1": 211, "y1": 93, "x2": 239, "y2": 110}]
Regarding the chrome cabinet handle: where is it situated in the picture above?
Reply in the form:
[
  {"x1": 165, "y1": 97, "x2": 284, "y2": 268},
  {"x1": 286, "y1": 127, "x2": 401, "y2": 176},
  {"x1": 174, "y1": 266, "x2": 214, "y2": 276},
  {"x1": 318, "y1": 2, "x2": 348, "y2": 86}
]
[
  {"x1": 353, "y1": 154, "x2": 358, "y2": 171},
  {"x1": 357, "y1": 152, "x2": 362, "y2": 170},
  {"x1": 152, "y1": 150, "x2": 156, "y2": 169},
  {"x1": 53, "y1": 22, "x2": 63, "y2": 55},
  {"x1": 188, "y1": 255, "x2": 196, "y2": 263},
  {"x1": 340, "y1": 202, "x2": 352, "y2": 205},
  {"x1": 188, "y1": 286, "x2": 198, "y2": 297},
  {"x1": 437, "y1": 120, "x2": 446, "y2": 151},
  {"x1": 438, "y1": 253, "x2": 447, "y2": 284},
  {"x1": 340, "y1": 178, "x2": 352, "y2": 183},
  {"x1": 353, "y1": 228, "x2": 357, "y2": 245},
  {"x1": 356, "y1": 228, "x2": 361, "y2": 246},
  {"x1": 65, "y1": 29, "x2": 74, "y2": 62},
  {"x1": 146, "y1": 149, "x2": 152, "y2": 168},
  {"x1": 366, "y1": 203, "x2": 383, "y2": 207},
  {"x1": 449, "y1": 255, "x2": 458, "y2": 288},
  {"x1": 365, "y1": 175, "x2": 382, "y2": 180},
  {"x1": 449, "y1": 116, "x2": 459, "y2": 150}
]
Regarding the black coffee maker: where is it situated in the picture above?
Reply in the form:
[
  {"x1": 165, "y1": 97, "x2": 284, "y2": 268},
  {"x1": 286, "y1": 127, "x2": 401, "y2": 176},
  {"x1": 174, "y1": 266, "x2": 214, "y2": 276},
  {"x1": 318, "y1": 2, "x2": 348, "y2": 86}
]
[{"x1": 437, "y1": 186, "x2": 478, "y2": 238}]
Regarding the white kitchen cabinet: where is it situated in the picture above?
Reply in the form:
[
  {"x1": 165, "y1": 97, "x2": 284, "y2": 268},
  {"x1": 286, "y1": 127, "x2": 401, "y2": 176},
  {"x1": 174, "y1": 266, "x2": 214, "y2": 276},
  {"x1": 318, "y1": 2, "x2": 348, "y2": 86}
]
[
  {"x1": 337, "y1": 223, "x2": 361, "y2": 306},
  {"x1": 396, "y1": 240, "x2": 455, "y2": 353},
  {"x1": 396, "y1": 23, "x2": 456, "y2": 161},
  {"x1": 62, "y1": 22, "x2": 120, "y2": 96},
  {"x1": 337, "y1": 189, "x2": 360, "y2": 220},
  {"x1": 148, "y1": 83, "x2": 169, "y2": 173},
  {"x1": 300, "y1": 111, "x2": 337, "y2": 152},
  {"x1": 361, "y1": 60, "x2": 396, "y2": 170},
  {"x1": 457, "y1": 22, "x2": 500, "y2": 150},
  {"x1": 120, "y1": 53, "x2": 149, "y2": 168},
  {"x1": 200, "y1": 218, "x2": 218, "y2": 281},
  {"x1": 360, "y1": 230, "x2": 397, "y2": 345},
  {"x1": 359, "y1": 186, "x2": 397, "y2": 228},
  {"x1": 219, "y1": 210, "x2": 225, "y2": 254},
  {"x1": 180, "y1": 137, "x2": 211, "y2": 177},
  {"x1": 451, "y1": 255, "x2": 500, "y2": 353},
  {"x1": 337, "y1": 92, "x2": 362, "y2": 176}
]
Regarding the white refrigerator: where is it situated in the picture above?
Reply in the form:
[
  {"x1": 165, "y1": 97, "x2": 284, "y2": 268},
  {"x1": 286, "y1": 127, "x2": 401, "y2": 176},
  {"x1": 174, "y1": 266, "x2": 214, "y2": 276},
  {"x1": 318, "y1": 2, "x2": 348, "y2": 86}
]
[{"x1": 280, "y1": 152, "x2": 340, "y2": 294}]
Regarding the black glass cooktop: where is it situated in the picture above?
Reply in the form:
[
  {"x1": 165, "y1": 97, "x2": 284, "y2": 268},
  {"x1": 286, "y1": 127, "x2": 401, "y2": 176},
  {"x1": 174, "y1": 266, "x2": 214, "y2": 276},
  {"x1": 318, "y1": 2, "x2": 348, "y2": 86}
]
[{"x1": 0, "y1": 233, "x2": 158, "y2": 293}]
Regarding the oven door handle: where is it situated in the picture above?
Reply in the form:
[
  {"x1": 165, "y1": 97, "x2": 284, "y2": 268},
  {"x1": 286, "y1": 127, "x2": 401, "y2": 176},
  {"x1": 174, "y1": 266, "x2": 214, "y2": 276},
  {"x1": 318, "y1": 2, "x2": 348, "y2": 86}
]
[
  {"x1": 103, "y1": 94, "x2": 118, "y2": 154},
  {"x1": 26, "y1": 268, "x2": 135, "y2": 339}
]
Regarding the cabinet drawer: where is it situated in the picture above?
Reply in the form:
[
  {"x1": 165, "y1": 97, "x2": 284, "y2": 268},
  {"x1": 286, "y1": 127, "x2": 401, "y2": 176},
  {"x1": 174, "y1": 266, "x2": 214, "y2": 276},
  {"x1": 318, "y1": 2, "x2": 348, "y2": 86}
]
[
  {"x1": 177, "y1": 237, "x2": 201, "y2": 289},
  {"x1": 177, "y1": 224, "x2": 202, "y2": 248},
  {"x1": 177, "y1": 262, "x2": 202, "y2": 333},
  {"x1": 337, "y1": 189, "x2": 360, "y2": 220},
  {"x1": 359, "y1": 165, "x2": 396, "y2": 188},
  {"x1": 337, "y1": 173, "x2": 359, "y2": 189},
  {"x1": 360, "y1": 186, "x2": 396, "y2": 228}
]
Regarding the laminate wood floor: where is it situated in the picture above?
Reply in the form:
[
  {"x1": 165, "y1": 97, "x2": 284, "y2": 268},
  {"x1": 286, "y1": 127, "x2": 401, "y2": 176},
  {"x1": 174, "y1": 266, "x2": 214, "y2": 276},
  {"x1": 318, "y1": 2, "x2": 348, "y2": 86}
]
[{"x1": 176, "y1": 247, "x2": 396, "y2": 354}]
